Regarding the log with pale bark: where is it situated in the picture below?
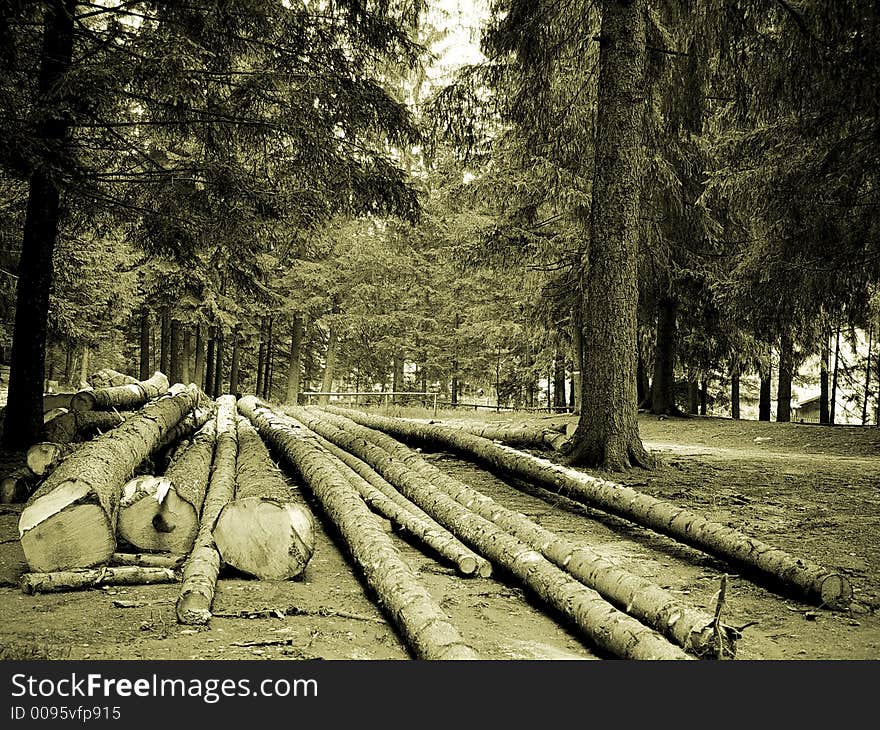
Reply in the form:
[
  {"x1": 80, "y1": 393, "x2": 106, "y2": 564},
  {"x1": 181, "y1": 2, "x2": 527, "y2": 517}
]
[
  {"x1": 279, "y1": 412, "x2": 490, "y2": 578},
  {"x1": 70, "y1": 371, "x2": 169, "y2": 413},
  {"x1": 280, "y1": 404, "x2": 689, "y2": 660},
  {"x1": 18, "y1": 385, "x2": 199, "y2": 572},
  {"x1": 238, "y1": 397, "x2": 479, "y2": 660},
  {"x1": 20, "y1": 566, "x2": 177, "y2": 594},
  {"x1": 1, "y1": 467, "x2": 37, "y2": 504},
  {"x1": 110, "y1": 552, "x2": 186, "y2": 569},
  {"x1": 118, "y1": 417, "x2": 217, "y2": 554},
  {"x1": 89, "y1": 369, "x2": 139, "y2": 389},
  {"x1": 413, "y1": 419, "x2": 569, "y2": 451},
  {"x1": 213, "y1": 415, "x2": 315, "y2": 580},
  {"x1": 176, "y1": 395, "x2": 237, "y2": 625},
  {"x1": 154, "y1": 404, "x2": 214, "y2": 454},
  {"x1": 26, "y1": 441, "x2": 75, "y2": 477},
  {"x1": 319, "y1": 407, "x2": 853, "y2": 610}
]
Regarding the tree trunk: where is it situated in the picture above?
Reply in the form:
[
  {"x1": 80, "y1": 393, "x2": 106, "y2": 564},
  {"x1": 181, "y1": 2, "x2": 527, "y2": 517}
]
[
  {"x1": 392, "y1": 354, "x2": 405, "y2": 402},
  {"x1": 776, "y1": 333, "x2": 793, "y2": 422},
  {"x1": 650, "y1": 299, "x2": 678, "y2": 418},
  {"x1": 20, "y1": 566, "x2": 177, "y2": 595},
  {"x1": 297, "y1": 406, "x2": 689, "y2": 659},
  {"x1": 553, "y1": 351, "x2": 566, "y2": 409},
  {"x1": 89, "y1": 369, "x2": 138, "y2": 389},
  {"x1": 730, "y1": 370, "x2": 740, "y2": 420},
  {"x1": 759, "y1": 358, "x2": 772, "y2": 421},
  {"x1": 117, "y1": 417, "x2": 217, "y2": 554},
  {"x1": 213, "y1": 416, "x2": 315, "y2": 580},
  {"x1": 43, "y1": 409, "x2": 126, "y2": 444},
  {"x1": 263, "y1": 317, "x2": 274, "y2": 399},
  {"x1": 863, "y1": 324, "x2": 874, "y2": 425},
  {"x1": 830, "y1": 322, "x2": 841, "y2": 424},
  {"x1": 139, "y1": 309, "x2": 151, "y2": 381},
  {"x1": 194, "y1": 324, "x2": 205, "y2": 390},
  {"x1": 1, "y1": 0, "x2": 77, "y2": 450},
  {"x1": 571, "y1": 308, "x2": 583, "y2": 414},
  {"x1": 567, "y1": 0, "x2": 651, "y2": 470},
  {"x1": 328, "y1": 407, "x2": 853, "y2": 611},
  {"x1": 213, "y1": 329, "x2": 224, "y2": 398},
  {"x1": 169, "y1": 319, "x2": 182, "y2": 384},
  {"x1": 64, "y1": 339, "x2": 74, "y2": 384},
  {"x1": 79, "y1": 343, "x2": 90, "y2": 387},
  {"x1": 110, "y1": 553, "x2": 185, "y2": 569},
  {"x1": 687, "y1": 379, "x2": 699, "y2": 415},
  {"x1": 71, "y1": 371, "x2": 169, "y2": 412},
  {"x1": 204, "y1": 330, "x2": 216, "y2": 397},
  {"x1": 181, "y1": 327, "x2": 192, "y2": 385},
  {"x1": 19, "y1": 385, "x2": 198, "y2": 572},
  {"x1": 285, "y1": 314, "x2": 304, "y2": 405},
  {"x1": 239, "y1": 399, "x2": 478, "y2": 660},
  {"x1": 176, "y1": 396, "x2": 238, "y2": 625},
  {"x1": 820, "y1": 330, "x2": 830, "y2": 424},
  {"x1": 26, "y1": 441, "x2": 74, "y2": 477},
  {"x1": 699, "y1": 379, "x2": 708, "y2": 416},
  {"x1": 318, "y1": 324, "x2": 338, "y2": 404},
  {"x1": 229, "y1": 332, "x2": 241, "y2": 396},
  {"x1": 160, "y1": 306, "x2": 171, "y2": 376},
  {"x1": 256, "y1": 319, "x2": 266, "y2": 398}
]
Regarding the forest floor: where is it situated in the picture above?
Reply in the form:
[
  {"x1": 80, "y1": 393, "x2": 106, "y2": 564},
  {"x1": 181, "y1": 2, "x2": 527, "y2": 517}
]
[{"x1": 0, "y1": 408, "x2": 878, "y2": 661}]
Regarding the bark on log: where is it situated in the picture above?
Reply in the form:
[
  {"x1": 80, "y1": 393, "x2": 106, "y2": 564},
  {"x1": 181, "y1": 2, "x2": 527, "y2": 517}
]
[
  {"x1": 26, "y1": 441, "x2": 74, "y2": 477},
  {"x1": 281, "y1": 405, "x2": 689, "y2": 659},
  {"x1": 18, "y1": 385, "x2": 199, "y2": 572},
  {"x1": 21, "y1": 566, "x2": 176, "y2": 594},
  {"x1": 294, "y1": 409, "x2": 732, "y2": 657},
  {"x1": 237, "y1": 397, "x2": 479, "y2": 660},
  {"x1": 321, "y1": 407, "x2": 853, "y2": 610},
  {"x1": 110, "y1": 552, "x2": 186, "y2": 569},
  {"x1": 42, "y1": 409, "x2": 126, "y2": 444},
  {"x1": 413, "y1": 420, "x2": 568, "y2": 451},
  {"x1": 281, "y1": 413, "x2": 490, "y2": 578},
  {"x1": 176, "y1": 395, "x2": 237, "y2": 624},
  {"x1": 89, "y1": 369, "x2": 139, "y2": 389},
  {"x1": 70, "y1": 371, "x2": 170, "y2": 413},
  {"x1": 212, "y1": 415, "x2": 315, "y2": 580},
  {"x1": 154, "y1": 404, "x2": 213, "y2": 454},
  {"x1": 1, "y1": 466, "x2": 37, "y2": 503}
]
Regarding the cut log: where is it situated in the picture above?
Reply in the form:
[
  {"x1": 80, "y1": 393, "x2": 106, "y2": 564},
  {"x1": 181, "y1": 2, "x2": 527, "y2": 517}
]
[
  {"x1": 283, "y1": 415, "x2": 490, "y2": 578},
  {"x1": 26, "y1": 442, "x2": 75, "y2": 477},
  {"x1": 237, "y1": 397, "x2": 479, "y2": 660},
  {"x1": 154, "y1": 404, "x2": 214, "y2": 454},
  {"x1": 212, "y1": 416, "x2": 315, "y2": 580},
  {"x1": 18, "y1": 385, "x2": 199, "y2": 572},
  {"x1": 268, "y1": 402, "x2": 689, "y2": 660},
  {"x1": 70, "y1": 370, "x2": 170, "y2": 413},
  {"x1": 43, "y1": 409, "x2": 126, "y2": 444},
  {"x1": 117, "y1": 417, "x2": 217, "y2": 554},
  {"x1": 20, "y1": 566, "x2": 177, "y2": 594},
  {"x1": 412, "y1": 419, "x2": 568, "y2": 451},
  {"x1": 1, "y1": 467, "x2": 37, "y2": 504},
  {"x1": 89, "y1": 369, "x2": 139, "y2": 389},
  {"x1": 176, "y1": 395, "x2": 237, "y2": 624},
  {"x1": 43, "y1": 407, "x2": 68, "y2": 423},
  {"x1": 291, "y1": 408, "x2": 732, "y2": 657},
  {"x1": 110, "y1": 552, "x2": 186, "y2": 569},
  {"x1": 319, "y1": 407, "x2": 853, "y2": 610}
]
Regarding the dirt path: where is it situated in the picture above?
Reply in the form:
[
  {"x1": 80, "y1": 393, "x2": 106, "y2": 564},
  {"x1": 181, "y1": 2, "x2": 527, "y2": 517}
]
[{"x1": 1, "y1": 414, "x2": 878, "y2": 660}]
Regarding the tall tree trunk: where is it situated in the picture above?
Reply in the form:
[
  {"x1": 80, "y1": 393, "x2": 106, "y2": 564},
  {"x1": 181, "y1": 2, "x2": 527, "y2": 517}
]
[
  {"x1": 256, "y1": 319, "x2": 266, "y2": 398},
  {"x1": 229, "y1": 331, "x2": 241, "y2": 395},
  {"x1": 571, "y1": 307, "x2": 583, "y2": 414},
  {"x1": 651, "y1": 297, "x2": 678, "y2": 415},
  {"x1": 139, "y1": 308, "x2": 151, "y2": 381},
  {"x1": 759, "y1": 367, "x2": 772, "y2": 422},
  {"x1": 392, "y1": 353, "x2": 404, "y2": 402},
  {"x1": 181, "y1": 327, "x2": 192, "y2": 385},
  {"x1": 687, "y1": 379, "x2": 699, "y2": 415},
  {"x1": 79, "y1": 343, "x2": 90, "y2": 387},
  {"x1": 213, "y1": 329, "x2": 224, "y2": 398},
  {"x1": 159, "y1": 306, "x2": 171, "y2": 376},
  {"x1": 776, "y1": 333, "x2": 793, "y2": 423},
  {"x1": 699, "y1": 379, "x2": 708, "y2": 416},
  {"x1": 194, "y1": 324, "x2": 205, "y2": 391},
  {"x1": 730, "y1": 370, "x2": 740, "y2": 419},
  {"x1": 2, "y1": 0, "x2": 77, "y2": 449},
  {"x1": 830, "y1": 321, "x2": 841, "y2": 424},
  {"x1": 451, "y1": 365, "x2": 459, "y2": 406},
  {"x1": 261, "y1": 317, "x2": 274, "y2": 399},
  {"x1": 286, "y1": 314, "x2": 304, "y2": 405},
  {"x1": 552, "y1": 351, "x2": 566, "y2": 409},
  {"x1": 820, "y1": 330, "x2": 830, "y2": 424},
  {"x1": 318, "y1": 324, "x2": 338, "y2": 405},
  {"x1": 169, "y1": 319, "x2": 182, "y2": 384},
  {"x1": 204, "y1": 329, "x2": 216, "y2": 397},
  {"x1": 566, "y1": 0, "x2": 651, "y2": 469},
  {"x1": 64, "y1": 339, "x2": 74, "y2": 384},
  {"x1": 863, "y1": 324, "x2": 873, "y2": 425}
]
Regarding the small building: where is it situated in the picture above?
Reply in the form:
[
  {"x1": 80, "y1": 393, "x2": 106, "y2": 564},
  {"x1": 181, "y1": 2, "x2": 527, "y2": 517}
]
[{"x1": 794, "y1": 395, "x2": 822, "y2": 423}]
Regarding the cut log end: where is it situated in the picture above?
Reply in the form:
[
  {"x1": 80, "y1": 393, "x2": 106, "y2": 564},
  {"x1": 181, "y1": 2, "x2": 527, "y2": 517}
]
[
  {"x1": 213, "y1": 497, "x2": 316, "y2": 580},
  {"x1": 70, "y1": 390, "x2": 98, "y2": 412},
  {"x1": 20, "y1": 500, "x2": 115, "y2": 572},
  {"x1": 820, "y1": 573, "x2": 853, "y2": 609},
  {"x1": 27, "y1": 442, "x2": 68, "y2": 477},
  {"x1": 117, "y1": 476, "x2": 198, "y2": 554}
]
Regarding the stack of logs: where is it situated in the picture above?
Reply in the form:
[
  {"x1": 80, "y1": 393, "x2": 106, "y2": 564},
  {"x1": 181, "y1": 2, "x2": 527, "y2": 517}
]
[{"x1": 1, "y1": 371, "x2": 853, "y2": 661}]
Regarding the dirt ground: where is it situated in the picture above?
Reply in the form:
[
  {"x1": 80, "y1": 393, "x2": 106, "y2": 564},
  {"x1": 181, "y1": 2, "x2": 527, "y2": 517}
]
[{"x1": 1, "y1": 412, "x2": 878, "y2": 661}]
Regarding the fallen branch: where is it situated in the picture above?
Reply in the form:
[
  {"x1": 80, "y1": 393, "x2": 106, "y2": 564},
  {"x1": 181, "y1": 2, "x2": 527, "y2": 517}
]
[
  {"x1": 110, "y1": 552, "x2": 186, "y2": 569},
  {"x1": 20, "y1": 566, "x2": 177, "y2": 594}
]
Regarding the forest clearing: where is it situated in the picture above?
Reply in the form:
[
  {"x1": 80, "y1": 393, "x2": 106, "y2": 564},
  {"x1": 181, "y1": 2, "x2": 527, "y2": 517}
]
[{"x1": 1, "y1": 1, "x2": 879, "y2": 667}]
